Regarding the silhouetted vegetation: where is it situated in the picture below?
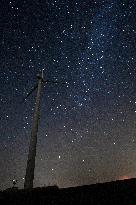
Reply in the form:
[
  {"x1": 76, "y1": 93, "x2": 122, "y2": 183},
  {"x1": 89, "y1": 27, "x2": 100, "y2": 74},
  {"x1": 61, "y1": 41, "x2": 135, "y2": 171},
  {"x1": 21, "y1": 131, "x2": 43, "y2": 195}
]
[{"x1": 1, "y1": 179, "x2": 136, "y2": 204}]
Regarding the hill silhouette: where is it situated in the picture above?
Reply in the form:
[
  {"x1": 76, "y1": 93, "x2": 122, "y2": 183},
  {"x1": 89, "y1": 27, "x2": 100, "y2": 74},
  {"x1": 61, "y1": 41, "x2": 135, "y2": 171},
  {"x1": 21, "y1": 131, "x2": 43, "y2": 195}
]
[{"x1": 1, "y1": 178, "x2": 136, "y2": 204}]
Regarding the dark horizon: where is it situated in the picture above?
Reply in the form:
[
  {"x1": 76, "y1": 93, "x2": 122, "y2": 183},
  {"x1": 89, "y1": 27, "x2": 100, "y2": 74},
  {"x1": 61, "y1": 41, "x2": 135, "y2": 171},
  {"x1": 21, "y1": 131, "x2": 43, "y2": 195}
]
[{"x1": 1, "y1": 178, "x2": 136, "y2": 204}]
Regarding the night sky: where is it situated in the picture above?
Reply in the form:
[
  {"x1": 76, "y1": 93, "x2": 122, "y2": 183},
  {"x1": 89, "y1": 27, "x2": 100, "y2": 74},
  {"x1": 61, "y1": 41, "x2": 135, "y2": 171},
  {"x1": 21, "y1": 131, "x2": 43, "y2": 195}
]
[{"x1": 1, "y1": 0, "x2": 136, "y2": 190}]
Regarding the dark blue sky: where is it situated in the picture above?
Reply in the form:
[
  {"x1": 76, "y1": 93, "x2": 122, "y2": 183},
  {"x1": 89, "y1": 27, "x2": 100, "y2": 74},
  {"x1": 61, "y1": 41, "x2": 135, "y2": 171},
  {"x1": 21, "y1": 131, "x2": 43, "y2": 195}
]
[{"x1": 0, "y1": 0, "x2": 136, "y2": 190}]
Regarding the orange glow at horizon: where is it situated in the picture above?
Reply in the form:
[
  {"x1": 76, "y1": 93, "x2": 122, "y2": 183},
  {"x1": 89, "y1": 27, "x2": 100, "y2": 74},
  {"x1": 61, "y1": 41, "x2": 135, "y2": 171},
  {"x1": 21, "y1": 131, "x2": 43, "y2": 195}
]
[{"x1": 119, "y1": 175, "x2": 130, "y2": 180}]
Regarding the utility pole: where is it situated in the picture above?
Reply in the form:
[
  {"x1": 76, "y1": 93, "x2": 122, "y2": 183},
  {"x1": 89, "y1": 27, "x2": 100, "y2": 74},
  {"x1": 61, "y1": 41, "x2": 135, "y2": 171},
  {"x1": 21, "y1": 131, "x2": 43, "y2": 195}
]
[
  {"x1": 24, "y1": 72, "x2": 43, "y2": 189},
  {"x1": 22, "y1": 70, "x2": 65, "y2": 189}
]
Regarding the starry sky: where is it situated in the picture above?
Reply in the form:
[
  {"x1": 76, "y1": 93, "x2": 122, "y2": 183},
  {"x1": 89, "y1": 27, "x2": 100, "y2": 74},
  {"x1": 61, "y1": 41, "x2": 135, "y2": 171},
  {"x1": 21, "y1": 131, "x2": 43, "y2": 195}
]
[{"x1": 0, "y1": 0, "x2": 136, "y2": 190}]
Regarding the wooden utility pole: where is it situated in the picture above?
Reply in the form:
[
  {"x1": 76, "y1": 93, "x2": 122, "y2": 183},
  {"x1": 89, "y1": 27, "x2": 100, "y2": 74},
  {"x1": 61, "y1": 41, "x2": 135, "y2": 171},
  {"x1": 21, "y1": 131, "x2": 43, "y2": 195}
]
[
  {"x1": 23, "y1": 70, "x2": 65, "y2": 189},
  {"x1": 24, "y1": 73, "x2": 43, "y2": 189}
]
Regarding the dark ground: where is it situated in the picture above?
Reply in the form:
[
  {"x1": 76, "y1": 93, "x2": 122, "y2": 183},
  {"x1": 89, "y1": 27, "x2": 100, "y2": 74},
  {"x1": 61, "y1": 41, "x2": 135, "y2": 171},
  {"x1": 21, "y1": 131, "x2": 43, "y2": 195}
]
[{"x1": 1, "y1": 178, "x2": 136, "y2": 205}]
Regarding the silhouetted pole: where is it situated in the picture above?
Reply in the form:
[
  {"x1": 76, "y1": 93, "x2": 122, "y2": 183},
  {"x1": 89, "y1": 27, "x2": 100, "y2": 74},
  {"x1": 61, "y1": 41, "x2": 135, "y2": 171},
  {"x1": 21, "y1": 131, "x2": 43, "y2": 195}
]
[{"x1": 24, "y1": 73, "x2": 43, "y2": 189}]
